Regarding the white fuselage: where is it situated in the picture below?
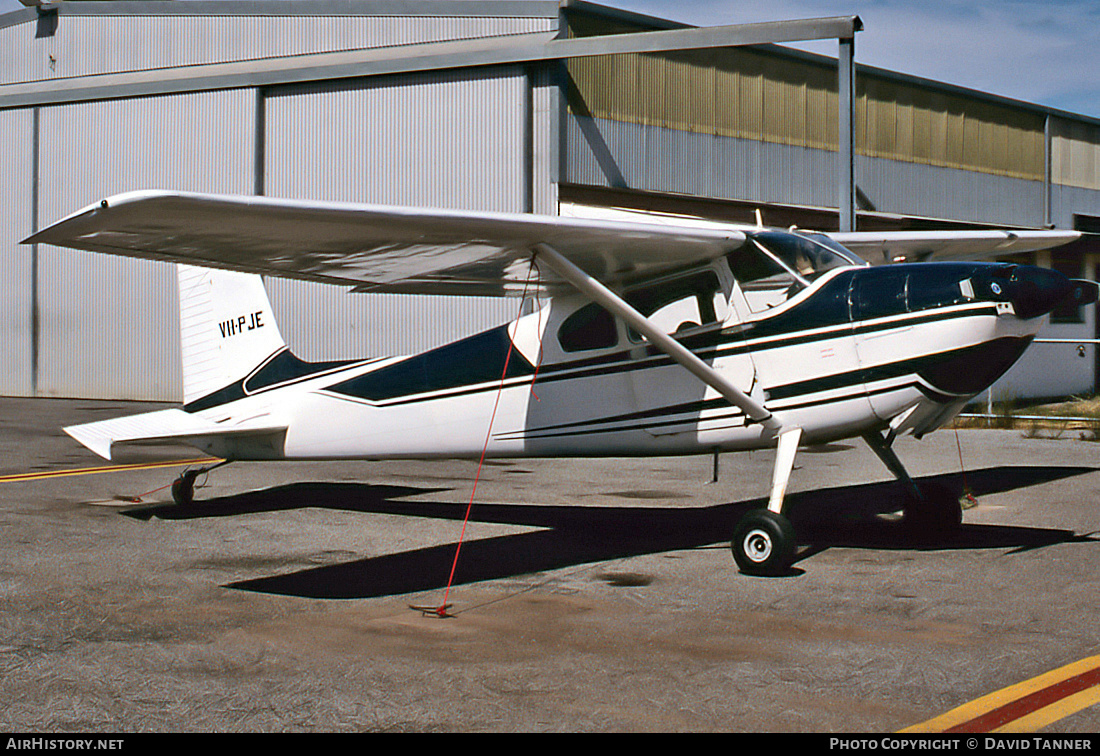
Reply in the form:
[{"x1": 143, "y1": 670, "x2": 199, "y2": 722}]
[{"x1": 183, "y1": 262, "x2": 1044, "y2": 463}]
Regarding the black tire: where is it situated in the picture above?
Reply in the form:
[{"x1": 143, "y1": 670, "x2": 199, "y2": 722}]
[
  {"x1": 171, "y1": 471, "x2": 198, "y2": 506},
  {"x1": 731, "y1": 509, "x2": 797, "y2": 576},
  {"x1": 903, "y1": 482, "x2": 962, "y2": 537}
]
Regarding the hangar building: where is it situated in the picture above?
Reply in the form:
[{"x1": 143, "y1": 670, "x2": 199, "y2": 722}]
[{"x1": 1, "y1": 0, "x2": 1098, "y2": 404}]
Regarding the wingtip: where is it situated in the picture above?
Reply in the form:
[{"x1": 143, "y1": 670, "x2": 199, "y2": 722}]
[
  {"x1": 21, "y1": 190, "x2": 186, "y2": 246},
  {"x1": 63, "y1": 424, "x2": 113, "y2": 461}
]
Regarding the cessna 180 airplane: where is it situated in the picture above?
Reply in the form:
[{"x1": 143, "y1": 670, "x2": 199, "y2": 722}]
[{"x1": 24, "y1": 190, "x2": 1098, "y2": 575}]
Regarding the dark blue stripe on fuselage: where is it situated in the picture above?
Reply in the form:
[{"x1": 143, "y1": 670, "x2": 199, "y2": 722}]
[
  {"x1": 327, "y1": 324, "x2": 535, "y2": 402},
  {"x1": 766, "y1": 336, "x2": 1030, "y2": 401},
  {"x1": 494, "y1": 335, "x2": 1030, "y2": 444},
  {"x1": 321, "y1": 263, "x2": 1008, "y2": 408},
  {"x1": 183, "y1": 262, "x2": 1010, "y2": 415},
  {"x1": 183, "y1": 348, "x2": 368, "y2": 413}
]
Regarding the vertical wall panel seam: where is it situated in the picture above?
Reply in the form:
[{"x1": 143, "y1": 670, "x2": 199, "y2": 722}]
[
  {"x1": 31, "y1": 106, "x2": 39, "y2": 397},
  {"x1": 255, "y1": 85, "x2": 268, "y2": 341},
  {"x1": 524, "y1": 66, "x2": 533, "y2": 213},
  {"x1": 254, "y1": 86, "x2": 266, "y2": 197},
  {"x1": 1044, "y1": 114, "x2": 1052, "y2": 227}
]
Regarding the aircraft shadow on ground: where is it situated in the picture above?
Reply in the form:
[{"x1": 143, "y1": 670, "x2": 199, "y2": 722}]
[{"x1": 121, "y1": 465, "x2": 1098, "y2": 599}]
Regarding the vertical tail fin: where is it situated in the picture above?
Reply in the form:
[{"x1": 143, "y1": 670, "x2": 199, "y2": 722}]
[{"x1": 178, "y1": 265, "x2": 285, "y2": 407}]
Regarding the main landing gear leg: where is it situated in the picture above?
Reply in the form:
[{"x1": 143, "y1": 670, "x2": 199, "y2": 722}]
[
  {"x1": 171, "y1": 460, "x2": 231, "y2": 506},
  {"x1": 731, "y1": 427, "x2": 802, "y2": 576},
  {"x1": 861, "y1": 431, "x2": 961, "y2": 536}
]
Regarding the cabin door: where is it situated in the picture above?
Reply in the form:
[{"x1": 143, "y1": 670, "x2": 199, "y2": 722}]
[{"x1": 624, "y1": 264, "x2": 758, "y2": 445}]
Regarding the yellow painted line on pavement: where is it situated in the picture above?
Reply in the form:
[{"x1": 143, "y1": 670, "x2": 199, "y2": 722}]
[
  {"x1": 0, "y1": 458, "x2": 220, "y2": 483},
  {"x1": 902, "y1": 654, "x2": 1100, "y2": 733}
]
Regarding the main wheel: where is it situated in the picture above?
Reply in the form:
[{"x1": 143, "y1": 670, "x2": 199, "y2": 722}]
[
  {"x1": 731, "y1": 509, "x2": 797, "y2": 576},
  {"x1": 903, "y1": 482, "x2": 962, "y2": 537},
  {"x1": 171, "y1": 470, "x2": 199, "y2": 506}
]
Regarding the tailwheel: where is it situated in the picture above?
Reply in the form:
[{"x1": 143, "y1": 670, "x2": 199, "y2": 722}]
[
  {"x1": 731, "y1": 509, "x2": 797, "y2": 576},
  {"x1": 169, "y1": 460, "x2": 229, "y2": 506},
  {"x1": 171, "y1": 470, "x2": 200, "y2": 506},
  {"x1": 903, "y1": 482, "x2": 963, "y2": 538}
]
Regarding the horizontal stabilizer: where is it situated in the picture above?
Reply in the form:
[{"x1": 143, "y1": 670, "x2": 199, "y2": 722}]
[{"x1": 65, "y1": 408, "x2": 286, "y2": 460}]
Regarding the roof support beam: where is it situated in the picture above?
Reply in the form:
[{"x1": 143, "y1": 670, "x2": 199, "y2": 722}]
[
  {"x1": 0, "y1": 16, "x2": 862, "y2": 109},
  {"x1": 549, "y1": 15, "x2": 862, "y2": 58},
  {"x1": 839, "y1": 34, "x2": 857, "y2": 232}
]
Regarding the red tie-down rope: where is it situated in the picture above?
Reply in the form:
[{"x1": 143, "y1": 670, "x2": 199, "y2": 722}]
[
  {"x1": 954, "y1": 428, "x2": 978, "y2": 507},
  {"x1": 431, "y1": 259, "x2": 545, "y2": 618}
]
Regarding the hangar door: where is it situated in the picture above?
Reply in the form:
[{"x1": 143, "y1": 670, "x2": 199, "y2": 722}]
[
  {"x1": 0, "y1": 108, "x2": 33, "y2": 397},
  {"x1": 35, "y1": 91, "x2": 256, "y2": 401},
  {"x1": 263, "y1": 66, "x2": 532, "y2": 363}
]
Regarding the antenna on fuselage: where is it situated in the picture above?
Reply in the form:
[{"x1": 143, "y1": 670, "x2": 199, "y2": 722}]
[{"x1": 754, "y1": 209, "x2": 764, "y2": 228}]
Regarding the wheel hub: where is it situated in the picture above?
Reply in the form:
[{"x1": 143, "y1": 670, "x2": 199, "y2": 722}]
[{"x1": 743, "y1": 528, "x2": 773, "y2": 562}]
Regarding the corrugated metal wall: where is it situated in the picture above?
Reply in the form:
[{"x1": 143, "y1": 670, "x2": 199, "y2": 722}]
[
  {"x1": 2, "y1": 9, "x2": 555, "y2": 401},
  {"x1": 1052, "y1": 184, "x2": 1100, "y2": 228},
  {"x1": 566, "y1": 111, "x2": 1052, "y2": 225},
  {"x1": 35, "y1": 90, "x2": 256, "y2": 401},
  {"x1": 262, "y1": 66, "x2": 530, "y2": 361},
  {"x1": 856, "y1": 73, "x2": 1045, "y2": 182},
  {"x1": 567, "y1": 117, "x2": 1048, "y2": 228},
  {"x1": 856, "y1": 154, "x2": 1045, "y2": 228},
  {"x1": 562, "y1": 7, "x2": 1069, "y2": 231},
  {"x1": 563, "y1": 6, "x2": 1096, "y2": 219},
  {"x1": 567, "y1": 48, "x2": 839, "y2": 153},
  {"x1": 0, "y1": 108, "x2": 34, "y2": 397},
  {"x1": 0, "y1": 13, "x2": 552, "y2": 86},
  {"x1": 1053, "y1": 117, "x2": 1100, "y2": 192},
  {"x1": 566, "y1": 114, "x2": 838, "y2": 210},
  {"x1": 528, "y1": 64, "x2": 558, "y2": 217},
  {"x1": 566, "y1": 49, "x2": 1047, "y2": 186}
]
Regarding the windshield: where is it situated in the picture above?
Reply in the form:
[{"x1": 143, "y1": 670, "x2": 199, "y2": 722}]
[
  {"x1": 750, "y1": 231, "x2": 863, "y2": 284},
  {"x1": 730, "y1": 231, "x2": 862, "y2": 313}
]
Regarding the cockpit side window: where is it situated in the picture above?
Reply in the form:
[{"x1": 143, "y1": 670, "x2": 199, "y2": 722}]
[
  {"x1": 624, "y1": 271, "x2": 725, "y2": 342},
  {"x1": 728, "y1": 244, "x2": 802, "y2": 313},
  {"x1": 731, "y1": 231, "x2": 861, "y2": 313},
  {"x1": 752, "y1": 231, "x2": 860, "y2": 281}
]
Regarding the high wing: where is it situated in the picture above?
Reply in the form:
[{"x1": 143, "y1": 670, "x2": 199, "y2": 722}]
[
  {"x1": 558, "y1": 202, "x2": 1082, "y2": 265},
  {"x1": 23, "y1": 191, "x2": 749, "y2": 296},
  {"x1": 828, "y1": 229, "x2": 1082, "y2": 265},
  {"x1": 25, "y1": 192, "x2": 1084, "y2": 290}
]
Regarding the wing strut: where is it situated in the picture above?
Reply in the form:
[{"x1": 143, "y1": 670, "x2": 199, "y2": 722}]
[
  {"x1": 533, "y1": 243, "x2": 781, "y2": 431},
  {"x1": 532, "y1": 244, "x2": 804, "y2": 575}
]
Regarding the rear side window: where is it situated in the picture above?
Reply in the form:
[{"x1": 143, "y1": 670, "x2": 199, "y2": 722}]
[
  {"x1": 556, "y1": 269, "x2": 725, "y2": 351},
  {"x1": 558, "y1": 302, "x2": 617, "y2": 352}
]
